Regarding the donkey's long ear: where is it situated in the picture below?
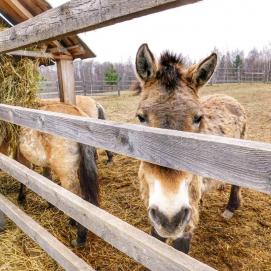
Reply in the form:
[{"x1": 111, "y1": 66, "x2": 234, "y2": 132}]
[
  {"x1": 136, "y1": 44, "x2": 157, "y2": 82},
  {"x1": 188, "y1": 53, "x2": 217, "y2": 89}
]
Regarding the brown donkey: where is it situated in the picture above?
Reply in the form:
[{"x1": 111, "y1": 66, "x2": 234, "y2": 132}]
[
  {"x1": 3, "y1": 103, "x2": 99, "y2": 247},
  {"x1": 135, "y1": 44, "x2": 246, "y2": 254}
]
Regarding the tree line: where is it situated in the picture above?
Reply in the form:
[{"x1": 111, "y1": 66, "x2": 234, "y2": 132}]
[{"x1": 40, "y1": 44, "x2": 271, "y2": 89}]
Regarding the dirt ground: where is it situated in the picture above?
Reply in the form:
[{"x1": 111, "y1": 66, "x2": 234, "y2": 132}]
[{"x1": 0, "y1": 83, "x2": 270, "y2": 271}]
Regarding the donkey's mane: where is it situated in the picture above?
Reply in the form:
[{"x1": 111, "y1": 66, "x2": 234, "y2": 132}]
[
  {"x1": 156, "y1": 51, "x2": 184, "y2": 92},
  {"x1": 160, "y1": 51, "x2": 184, "y2": 66}
]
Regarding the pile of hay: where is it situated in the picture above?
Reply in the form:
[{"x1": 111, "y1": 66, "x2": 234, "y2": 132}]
[{"x1": 0, "y1": 40, "x2": 41, "y2": 150}]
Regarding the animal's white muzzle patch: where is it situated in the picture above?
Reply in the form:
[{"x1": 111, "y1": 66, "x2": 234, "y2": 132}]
[{"x1": 148, "y1": 177, "x2": 192, "y2": 238}]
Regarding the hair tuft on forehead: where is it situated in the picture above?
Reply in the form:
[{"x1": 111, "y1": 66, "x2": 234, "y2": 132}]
[{"x1": 157, "y1": 51, "x2": 184, "y2": 92}]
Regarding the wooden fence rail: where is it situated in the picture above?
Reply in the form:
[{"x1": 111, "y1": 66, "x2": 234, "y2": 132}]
[
  {"x1": 0, "y1": 153, "x2": 214, "y2": 271},
  {"x1": 0, "y1": 193, "x2": 94, "y2": 271},
  {"x1": 0, "y1": 0, "x2": 200, "y2": 53},
  {"x1": 0, "y1": 104, "x2": 270, "y2": 194}
]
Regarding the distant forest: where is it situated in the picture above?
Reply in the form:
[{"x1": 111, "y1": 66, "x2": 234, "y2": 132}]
[{"x1": 40, "y1": 45, "x2": 271, "y2": 86}]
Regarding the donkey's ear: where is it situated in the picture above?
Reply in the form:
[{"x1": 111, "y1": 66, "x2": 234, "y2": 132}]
[
  {"x1": 136, "y1": 44, "x2": 157, "y2": 82},
  {"x1": 188, "y1": 53, "x2": 217, "y2": 88}
]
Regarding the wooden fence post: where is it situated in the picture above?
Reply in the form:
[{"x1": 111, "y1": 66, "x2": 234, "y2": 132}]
[{"x1": 56, "y1": 57, "x2": 76, "y2": 104}]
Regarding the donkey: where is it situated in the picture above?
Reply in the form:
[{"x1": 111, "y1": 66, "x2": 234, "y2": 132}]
[
  {"x1": 135, "y1": 44, "x2": 246, "y2": 254},
  {"x1": 2, "y1": 103, "x2": 99, "y2": 247},
  {"x1": 39, "y1": 95, "x2": 113, "y2": 164}
]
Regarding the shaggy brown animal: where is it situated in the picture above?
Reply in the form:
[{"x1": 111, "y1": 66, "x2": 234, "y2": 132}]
[
  {"x1": 39, "y1": 96, "x2": 113, "y2": 163},
  {"x1": 135, "y1": 44, "x2": 246, "y2": 254},
  {"x1": 0, "y1": 103, "x2": 99, "y2": 247}
]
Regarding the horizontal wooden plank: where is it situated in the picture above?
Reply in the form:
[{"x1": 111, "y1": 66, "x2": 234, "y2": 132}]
[
  {"x1": 0, "y1": 193, "x2": 94, "y2": 271},
  {"x1": 0, "y1": 154, "x2": 214, "y2": 271},
  {"x1": 0, "y1": 0, "x2": 201, "y2": 53},
  {"x1": 8, "y1": 50, "x2": 53, "y2": 59},
  {"x1": 0, "y1": 104, "x2": 270, "y2": 193}
]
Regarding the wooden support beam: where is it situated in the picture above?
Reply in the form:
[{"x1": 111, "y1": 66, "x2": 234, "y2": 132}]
[
  {"x1": 0, "y1": 0, "x2": 33, "y2": 22},
  {"x1": 3, "y1": 0, "x2": 33, "y2": 19},
  {"x1": 0, "y1": 154, "x2": 215, "y2": 271},
  {"x1": 0, "y1": 104, "x2": 270, "y2": 194},
  {"x1": 8, "y1": 50, "x2": 54, "y2": 59},
  {"x1": 0, "y1": 0, "x2": 201, "y2": 53},
  {"x1": 0, "y1": 193, "x2": 95, "y2": 271},
  {"x1": 56, "y1": 59, "x2": 76, "y2": 104}
]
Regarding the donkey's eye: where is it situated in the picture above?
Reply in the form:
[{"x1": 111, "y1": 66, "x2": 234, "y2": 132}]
[
  {"x1": 137, "y1": 114, "x2": 147, "y2": 123},
  {"x1": 193, "y1": 114, "x2": 203, "y2": 125}
]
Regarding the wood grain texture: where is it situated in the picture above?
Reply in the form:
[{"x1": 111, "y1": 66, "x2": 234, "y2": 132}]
[
  {"x1": 8, "y1": 50, "x2": 53, "y2": 59},
  {"x1": 0, "y1": 193, "x2": 94, "y2": 271},
  {"x1": 0, "y1": 0, "x2": 201, "y2": 53},
  {"x1": 0, "y1": 154, "x2": 215, "y2": 271},
  {"x1": 0, "y1": 104, "x2": 270, "y2": 194},
  {"x1": 56, "y1": 59, "x2": 76, "y2": 104}
]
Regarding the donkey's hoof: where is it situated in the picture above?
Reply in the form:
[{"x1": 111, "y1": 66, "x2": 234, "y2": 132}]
[
  {"x1": 222, "y1": 209, "x2": 234, "y2": 219},
  {"x1": 71, "y1": 239, "x2": 86, "y2": 248}
]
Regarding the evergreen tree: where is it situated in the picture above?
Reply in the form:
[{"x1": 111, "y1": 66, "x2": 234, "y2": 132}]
[
  {"x1": 233, "y1": 54, "x2": 243, "y2": 69},
  {"x1": 104, "y1": 64, "x2": 119, "y2": 86}
]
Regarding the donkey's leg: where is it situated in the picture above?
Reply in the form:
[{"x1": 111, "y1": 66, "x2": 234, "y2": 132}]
[
  {"x1": 150, "y1": 227, "x2": 167, "y2": 243},
  {"x1": 42, "y1": 167, "x2": 55, "y2": 209},
  {"x1": 18, "y1": 184, "x2": 26, "y2": 204},
  {"x1": 0, "y1": 211, "x2": 6, "y2": 232},
  {"x1": 16, "y1": 151, "x2": 32, "y2": 204},
  {"x1": 172, "y1": 232, "x2": 192, "y2": 254},
  {"x1": 222, "y1": 185, "x2": 241, "y2": 219},
  {"x1": 105, "y1": 150, "x2": 114, "y2": 164}
]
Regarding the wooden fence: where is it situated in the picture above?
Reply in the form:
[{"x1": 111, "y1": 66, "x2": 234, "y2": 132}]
[
  {"x1": 0, "y1": 0, "x2": 270, "y2": 271},
  {"x1": 39, "y1": 68, "x2": 271, "y2": 98},
  {"x1": 39, "y1": 80, "x2": 125, "y2": 98}
]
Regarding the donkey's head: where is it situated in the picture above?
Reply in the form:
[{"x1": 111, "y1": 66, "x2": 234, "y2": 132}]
[{"x1": 136, "y1": 44, "x2": 217, "y2": 238}]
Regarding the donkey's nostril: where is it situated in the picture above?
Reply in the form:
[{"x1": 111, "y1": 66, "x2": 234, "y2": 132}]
[
  {"x1": 148, "y1": 206, "x2": 167, "y2": 226},
  {"x1": 182, "y1": 207, "x2": 192, "y2": 223},
  {"x1": 149, "y1": 206, "x2": 158, "y2": 220}
]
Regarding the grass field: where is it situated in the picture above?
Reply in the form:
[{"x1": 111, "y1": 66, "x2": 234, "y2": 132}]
[{"x1": 0, "y1": 83, "x2": 270, "y2": 271}]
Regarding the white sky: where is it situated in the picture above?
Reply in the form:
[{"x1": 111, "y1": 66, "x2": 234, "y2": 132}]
[{"x1": 47, "y1": 0, "x2": 271, "y2": 63}]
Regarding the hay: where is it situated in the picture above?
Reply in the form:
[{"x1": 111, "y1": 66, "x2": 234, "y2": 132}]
[
  {"x1": 0, "y1": 50, "x2": 40, "y2": 151},
  {"x1": 0, "y1": 24, "x2": 41, "y2": 151}
]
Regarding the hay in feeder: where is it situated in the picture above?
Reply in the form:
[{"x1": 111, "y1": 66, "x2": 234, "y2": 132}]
[{"x1": 0, "y1": 52, "x2": 41, "y2": 151}]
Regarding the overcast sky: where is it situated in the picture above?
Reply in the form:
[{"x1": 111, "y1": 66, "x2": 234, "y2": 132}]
[{"x1": 47, "y1": 0, "x2": 271, "y2": 63}]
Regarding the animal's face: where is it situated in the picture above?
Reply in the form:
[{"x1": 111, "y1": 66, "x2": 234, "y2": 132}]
[
  {"x1": 136, "y1": 44, "x2": 217, "y2": 238},
  {"x1": 139, "y1": 163, "x2": 195, "y2": 238}
]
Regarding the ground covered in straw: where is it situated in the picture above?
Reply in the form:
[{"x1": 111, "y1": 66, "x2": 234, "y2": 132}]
[{"x1": 0, "y1": 83, "x2": 270, "y2": 271}]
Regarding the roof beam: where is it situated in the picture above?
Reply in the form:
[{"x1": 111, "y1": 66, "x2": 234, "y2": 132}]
[
  {"x1": 2, "y1": 0, "x2": 33, "y2": 21},
  {"x1": 0, "y1": 0, "x2": 201, "y2": 53}
]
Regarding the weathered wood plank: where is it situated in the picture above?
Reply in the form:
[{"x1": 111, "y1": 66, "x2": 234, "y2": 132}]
[
  {"x1": 8, "y1": 50, "x2": 53, "y2": 59},
  {"x1": 0, "y1": 154, "x2": 215, "y2": 271},
  {"x1": 56, "y1": 59, "x2": 76, "y2": 104},
  {"x1": 0, "y1": 193, "x2": 94, "y2": 271},
  {"x1": 0, "y1": 0, "x2": 201, "y2": 53},
  {"x1": 0, "y1": 104, "x2": 270, "y2": 194}
]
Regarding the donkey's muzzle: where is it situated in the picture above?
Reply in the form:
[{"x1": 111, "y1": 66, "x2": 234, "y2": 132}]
[{"x1": 148, "y1": 206, "x2": 192, "y2": 235}]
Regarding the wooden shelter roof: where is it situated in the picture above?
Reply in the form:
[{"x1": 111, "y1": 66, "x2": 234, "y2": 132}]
[{"x1": 0, "y1": 0, "x2": 95, "y2": 60}]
